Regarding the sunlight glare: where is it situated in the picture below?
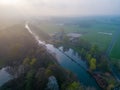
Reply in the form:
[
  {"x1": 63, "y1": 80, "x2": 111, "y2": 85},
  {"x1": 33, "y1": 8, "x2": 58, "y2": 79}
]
[{"x1": 0, "y1": 0, "x2": 21, "y2": 5}]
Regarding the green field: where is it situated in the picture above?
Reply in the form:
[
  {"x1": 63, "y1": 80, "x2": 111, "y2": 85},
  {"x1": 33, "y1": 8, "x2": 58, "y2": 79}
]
[
  {"x1": 110, "y1": 35, "x2": 120, "y2": 59},
  {"x1": 37, "y1": 23, "x2": 113, "y2": 50},
  {"x1": 35, "y1": 17, "x2": 120, "y2": 59}
]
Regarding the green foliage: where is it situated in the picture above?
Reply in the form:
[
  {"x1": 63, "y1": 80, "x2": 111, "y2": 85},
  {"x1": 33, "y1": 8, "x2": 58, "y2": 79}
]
[
  {"x1": 25, "y1": 70, "x2": 34, "y2": 90},
  {"x1": 23, "y1": 57, "x2": 37, "y2": 66},
  {"x1": 80, "y1": 48, "x2": 86, "y2": 57},
  {"x1": 0, "y1": 23, "x2": 83, "y2": 90},
  {"x1": 45, "y1": 69, "x2": 53, "y2": 76},
  {"x1": 30, "y1": 58, "x2": 37, "y2": 66},
  {"x1": 23, "y1": 57, "x2": 30, "y2": 65},
  {"x1": 90, "y1": 44, "x2": 99, "y2": 55},
  {"x1": 90, "y1": 58, "x2": 96, "y2": 71},
  {"x1": 97, "y1": 56, "x2": 110, "y2": 72},
  {"x1": 66, "y1": 82, "x2": 83, "y2": 90},
  {"x1": 86, "y1": 53, "x2": 92, "y2": 62}
]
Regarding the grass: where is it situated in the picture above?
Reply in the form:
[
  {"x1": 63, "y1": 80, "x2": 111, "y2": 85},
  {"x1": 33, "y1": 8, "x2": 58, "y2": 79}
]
[
  {"x1": 35, "y1": 18, "x2": 120, "y2": 59},
  {"x1": 110, "y1": 35, "x2": 120, "y2": 59},
  {"x1": 36, "y1": 22, "x2": 115, "y2": 51}
]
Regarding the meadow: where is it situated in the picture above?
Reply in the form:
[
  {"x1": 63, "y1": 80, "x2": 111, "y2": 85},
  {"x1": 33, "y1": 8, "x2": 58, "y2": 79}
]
[
  {"x1": 35, "y1": 17, "x2": 120, "y2": 51},
  {"x1": 110, "y1": 35, "x2": 120, "y2": 59},
  {"x1": 34, "y1": 16, "x2": 120, "y2": 60}
]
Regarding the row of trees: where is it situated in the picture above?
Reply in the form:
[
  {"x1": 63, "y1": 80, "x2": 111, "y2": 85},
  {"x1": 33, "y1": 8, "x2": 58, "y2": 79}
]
[
  {"x1": 53, "y1": 35, "x2": 117, "y2": 89},
  {"x1": 0, "y1": 24, "x2": 79, "y2": 90},
  {"x1": 54, "y1": 36, "x2": 109, "y2": 72}
]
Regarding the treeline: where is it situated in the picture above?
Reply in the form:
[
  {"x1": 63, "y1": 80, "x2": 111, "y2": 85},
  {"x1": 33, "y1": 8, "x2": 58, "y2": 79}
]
[
  {"x1": 54, "y1": 36, "x2": 110, "y2": 72},
  {"x1": 53, "y1": 35, "x2": 117, "y2": 89},
  {"x1": 0, "y1": 24, "x2": 85, "y2": 90}
]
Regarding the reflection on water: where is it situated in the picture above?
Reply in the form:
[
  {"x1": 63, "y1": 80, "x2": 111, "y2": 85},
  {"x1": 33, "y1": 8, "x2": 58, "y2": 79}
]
[
  {"x1": 46, "y1": 44, "x2": 100, "y2": 89},
  {"x1": 26, "y1": 24, "x2": 101, "y2": 89},
  {"x1": 0, "y1": 67, "x2": 12, "y2": 86}
]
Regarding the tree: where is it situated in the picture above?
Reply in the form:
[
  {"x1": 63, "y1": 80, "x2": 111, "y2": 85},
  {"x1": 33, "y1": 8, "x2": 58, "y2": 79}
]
[
  {"x1": 90, "y1": 45, "x2": 99, "y2": 56},
  {"x1": 45, "y1": 69, "x2": 53, "y2": 76},
  {"x1": 63, "y1": 36, "x2": 69, "y2": 44},
  {"x1": 25, "y1": 70, "x2": 34, "y2": 90},
  {"x1": 66, "y1": 82, "x2": 83, "y2": 90},
  {"x1": 97, "y1": 56, "x2": 110, "y2": 72},
  {"x1": 90, "y1": 58, "x2": 96, "y2": 71},
  {"x1": 30, "y1": 58, "x2": 37, "y2": 66},
  {"x1": 23, "y1": 57, "x2": 30, "y2": 65},
  {"x1": 86, "y1": 53, "x2": 92, "y2": 62},
  {"x1": 80, "y1": 48, "x2": 86, "y2": 57}
]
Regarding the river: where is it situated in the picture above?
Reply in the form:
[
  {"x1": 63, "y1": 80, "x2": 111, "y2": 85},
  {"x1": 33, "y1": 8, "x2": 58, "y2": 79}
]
[
  {"x1": 0, "y1": 67, "x2": 12, "y2": 87},
  {"x1": 25, "y1": 24, "x2": 101, "y2": 89},
  {"x1": 0, "y1": 23, "x2": 101, "y2": 89}
]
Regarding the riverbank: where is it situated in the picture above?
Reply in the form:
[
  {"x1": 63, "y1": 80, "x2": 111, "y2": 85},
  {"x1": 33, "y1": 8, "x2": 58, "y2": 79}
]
[
  {"x1": 0, "y1": 23, "x2": 83, "y2": 90},
  {"x1": 25, "y1": 24, "x2": 102, "y2": 89},
  {"x1": 0, "y1": 67, "x2": 13, "y2": 86},
  {"x1": 50, "y1": 32, "x2": 117, "y2": 89},
  {"x1": 88, "y1": 70, "x2": 108, "y2": 89}
]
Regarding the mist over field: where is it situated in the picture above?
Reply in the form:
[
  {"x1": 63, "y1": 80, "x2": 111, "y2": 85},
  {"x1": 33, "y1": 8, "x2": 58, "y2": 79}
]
[{"x1": 0, "y1": 0, "x2": 120, "y2": 90}]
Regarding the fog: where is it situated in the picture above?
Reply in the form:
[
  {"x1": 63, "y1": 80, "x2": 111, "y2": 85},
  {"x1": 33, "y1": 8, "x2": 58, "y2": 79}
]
[{"x1": 0, "y1": 0, "x2": 120, "y2": 19}]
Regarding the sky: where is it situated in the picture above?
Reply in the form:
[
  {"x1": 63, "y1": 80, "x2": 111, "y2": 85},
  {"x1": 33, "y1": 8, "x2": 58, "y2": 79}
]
[{"x1": 0, "y1": 0, "x2": 120, "y2": 18}]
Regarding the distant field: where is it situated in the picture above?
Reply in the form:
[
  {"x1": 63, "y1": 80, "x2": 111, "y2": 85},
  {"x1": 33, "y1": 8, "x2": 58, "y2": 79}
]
[
  {"x1": 36, "y1": 23, "x2": 114, "y2": 50},
  {"x1": 35, "y1": 23, "x2": 61, "y2": 33},
  {"x1": 35, "y1": 17, "x2": 120, "y2": 59},
  {"x1": 62, "y1": 24, "x2": 115, "y2": 51},
  {"x1": 110, "y1": 35, "x2": 120, "y2": 59}
]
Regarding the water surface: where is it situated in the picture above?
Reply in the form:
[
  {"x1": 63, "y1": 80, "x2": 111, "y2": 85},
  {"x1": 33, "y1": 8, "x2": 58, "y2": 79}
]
[{"x1": 0, "y1": 68, "x2": 12, "y2": 86}]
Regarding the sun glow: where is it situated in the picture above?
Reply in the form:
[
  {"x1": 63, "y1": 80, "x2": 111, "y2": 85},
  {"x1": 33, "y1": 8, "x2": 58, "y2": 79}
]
[{"x1": 0, "y1": 0, "x2": 21, "y2": 6}]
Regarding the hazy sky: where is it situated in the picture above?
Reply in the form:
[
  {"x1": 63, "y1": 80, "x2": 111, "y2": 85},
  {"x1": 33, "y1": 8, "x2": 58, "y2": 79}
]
[{"x1": 0, "y1": 0, "x2": 120, "y2": 17}]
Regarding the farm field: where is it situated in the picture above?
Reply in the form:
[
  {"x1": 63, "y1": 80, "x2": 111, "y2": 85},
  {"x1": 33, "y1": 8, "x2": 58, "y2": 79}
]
[{"x1": 35, "y1": 17, "x2": 120, "y2": 53}]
